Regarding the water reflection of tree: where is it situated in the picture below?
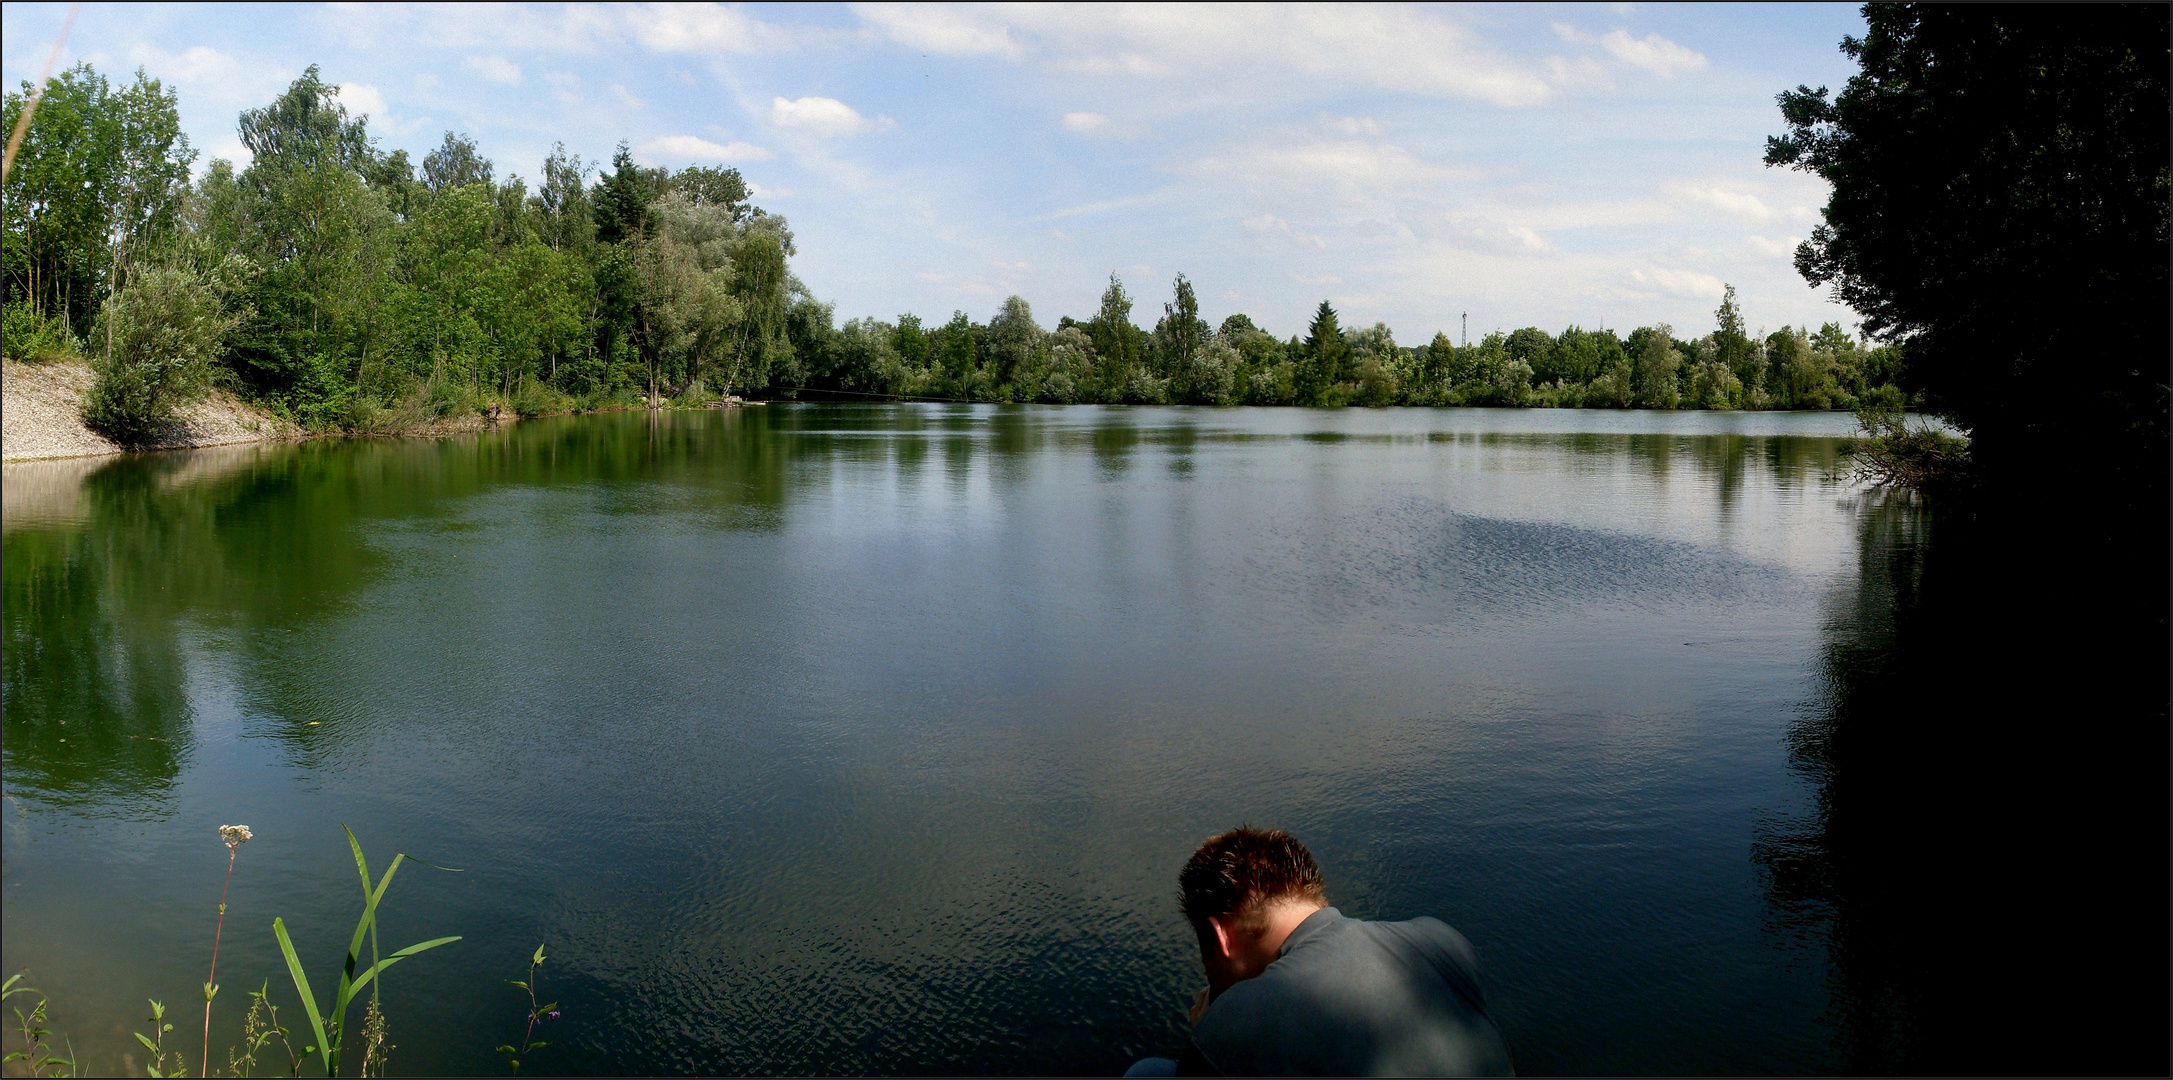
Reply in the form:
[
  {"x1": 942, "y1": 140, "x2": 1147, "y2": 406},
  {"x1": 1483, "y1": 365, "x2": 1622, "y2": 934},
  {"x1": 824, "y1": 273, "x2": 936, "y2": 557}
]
[
  {"x1": 2, "y1": 412, "x2": 816, "y2": 814},
  {"x1": 1758, "y1": 491, "x2": 2169, "y2": 1073}
]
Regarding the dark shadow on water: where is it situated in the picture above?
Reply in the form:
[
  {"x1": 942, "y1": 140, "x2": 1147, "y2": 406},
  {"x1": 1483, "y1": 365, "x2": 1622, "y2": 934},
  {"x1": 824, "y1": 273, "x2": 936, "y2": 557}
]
[{"x1": 1757, "y1": 490, "x2": 2169, "y2": 1074}]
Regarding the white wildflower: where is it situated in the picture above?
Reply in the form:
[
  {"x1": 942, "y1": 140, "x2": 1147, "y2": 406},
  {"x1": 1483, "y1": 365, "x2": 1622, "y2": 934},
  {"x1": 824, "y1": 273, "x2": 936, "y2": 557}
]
[{"x1": 220, "y1": 825, "x2": 253, "y2": 848}]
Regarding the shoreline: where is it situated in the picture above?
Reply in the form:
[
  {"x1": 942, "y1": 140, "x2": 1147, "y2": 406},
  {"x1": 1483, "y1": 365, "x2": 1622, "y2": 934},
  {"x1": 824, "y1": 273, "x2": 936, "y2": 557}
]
[
  {"x1": 0, "y1": 359, "x2": 767, "y2": 464},
  {"x1": 3, "y1": 358, "x2": 306, "y2": 463}
]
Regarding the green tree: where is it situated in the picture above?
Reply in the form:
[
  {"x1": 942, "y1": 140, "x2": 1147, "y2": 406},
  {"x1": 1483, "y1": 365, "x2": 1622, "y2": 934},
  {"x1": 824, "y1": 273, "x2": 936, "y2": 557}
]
[
  {"x1": 81, "y1": 263, "x2": 243, "y2": 442},
  {"x1": 591, "y1": 143, "x2": 658, "y2": 246},
  {"x1": 985, "y1": 294, "x2": 1042, "y2": 392},
  {"x1": 1713, "y1": 284, "x2": 1757, "y2": 391},
  {"x1": 666, "y1": 165, "x2": 756, "y2": 222},
  {"x1": 533, "y1": 144, "x2": 594, "y2": 252},
  {"x1": 1154, "y1": 274, "x2": 1206, "y2": 373},
  {"x1": 1506, "y1": 326, "x2": 1557, "y2": 383},
  {"x1": 1296, "y1": 300, "x2": 1344, "y2": 405},
  {"x1": 932, "y1": 310, "x2": 979, "y2": 396},
  {"x1": 1766, "y1": 3, "x2": 2168, "y2": 493},
  {"x1": 1630, "y1": 325, "x2": 1680, "y2": 409},
  {"x1": 421, "y1": 131, "x2": 492, "y2": 196},
  {"x1": 3, "y1": 65, "x2": 195, "y2": 340},
  {"x1": 1088, "y1": 273, "x2": 1141, "y2": 402},
  {"x1": 1411, "y1": 332, "x2": 1455, "y2": 402},
  {"x1": 222, "y1": 68, "x2": 395, "y2": 412},
  {"x1": 1218, "y1": 313, "x2": 1258, "y2": 338}
]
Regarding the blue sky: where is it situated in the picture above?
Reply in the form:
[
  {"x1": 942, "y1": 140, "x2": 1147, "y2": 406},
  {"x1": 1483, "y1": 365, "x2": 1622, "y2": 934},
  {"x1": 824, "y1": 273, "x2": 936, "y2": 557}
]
[{"x1": 2, "y1": 2, "x2": 1870, "y2": 342}]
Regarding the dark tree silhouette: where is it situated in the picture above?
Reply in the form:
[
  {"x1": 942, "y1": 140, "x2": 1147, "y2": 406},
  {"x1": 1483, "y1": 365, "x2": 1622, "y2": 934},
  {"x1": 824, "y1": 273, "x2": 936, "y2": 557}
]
[{"x1": 1766, "y1": 4, "x2": 2169, "y2": 510}]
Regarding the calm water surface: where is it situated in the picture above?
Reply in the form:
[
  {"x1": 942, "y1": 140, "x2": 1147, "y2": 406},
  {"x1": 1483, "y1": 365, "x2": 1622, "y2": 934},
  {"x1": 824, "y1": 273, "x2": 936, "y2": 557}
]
[{"x1": 2, "y1": 406, "x2": 2156, "y2": 1075}]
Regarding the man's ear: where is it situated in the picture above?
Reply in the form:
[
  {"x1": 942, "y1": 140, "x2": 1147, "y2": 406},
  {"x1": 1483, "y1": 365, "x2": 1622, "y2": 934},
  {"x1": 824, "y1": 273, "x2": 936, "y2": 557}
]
[{"x1": 1206, "y1": 913, "x2": 1237, "y2": 959}]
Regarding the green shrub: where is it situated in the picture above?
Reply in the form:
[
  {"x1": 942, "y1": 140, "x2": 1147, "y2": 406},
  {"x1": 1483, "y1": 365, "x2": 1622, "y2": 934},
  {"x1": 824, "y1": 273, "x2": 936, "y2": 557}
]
[
  {"x1": 512, "y1": 378, "x2": 572, "y2": 418},
  {"x1": 1849, "y1": 398, "x2": 1972, "y2": 494},
  {"x1": 2, "y1": 302, "x2": 82, "y2": 364},
  {"x1": 80, "y1": 267, "x2": 239, "y2": 444}
]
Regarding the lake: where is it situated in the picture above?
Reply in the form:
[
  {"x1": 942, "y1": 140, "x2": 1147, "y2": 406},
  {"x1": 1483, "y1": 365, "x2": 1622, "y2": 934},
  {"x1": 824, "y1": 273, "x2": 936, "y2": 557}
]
[{"x1": 3, "y1": 405, "x2": 2162, "y2": 1075}]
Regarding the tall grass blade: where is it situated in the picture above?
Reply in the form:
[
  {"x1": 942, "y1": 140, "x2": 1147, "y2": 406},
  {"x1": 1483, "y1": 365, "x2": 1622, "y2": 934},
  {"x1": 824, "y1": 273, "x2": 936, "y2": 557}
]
[
  {"x1": 272, "y1": 917, "x2": 331, "y2": 1075},
  {"x1": 346, "y1": 936, "x2": 461, "y2": 999}
]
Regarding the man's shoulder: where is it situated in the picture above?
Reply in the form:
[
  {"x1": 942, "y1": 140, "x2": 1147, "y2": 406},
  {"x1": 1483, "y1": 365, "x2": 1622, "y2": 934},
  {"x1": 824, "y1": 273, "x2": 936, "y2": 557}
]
[
  {"x1": 1191, "y1": 909, "x2": 1514, "y2": 1076},
  {"x1": 1367, "y1": 916, "x2": 1482, "y2": 976}
]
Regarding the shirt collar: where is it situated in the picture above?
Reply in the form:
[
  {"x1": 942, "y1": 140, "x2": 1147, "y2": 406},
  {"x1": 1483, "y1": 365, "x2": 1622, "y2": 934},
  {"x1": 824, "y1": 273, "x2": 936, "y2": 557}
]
[{"x1": 1278, "y1": 905, "x2": 1343, "y2": 958}]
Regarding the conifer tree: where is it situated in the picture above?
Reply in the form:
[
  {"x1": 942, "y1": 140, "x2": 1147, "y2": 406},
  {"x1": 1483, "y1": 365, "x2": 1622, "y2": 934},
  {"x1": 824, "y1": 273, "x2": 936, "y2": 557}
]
[{"x1": 1298, "y1": 300, "x2": 1344, "y2": 404}]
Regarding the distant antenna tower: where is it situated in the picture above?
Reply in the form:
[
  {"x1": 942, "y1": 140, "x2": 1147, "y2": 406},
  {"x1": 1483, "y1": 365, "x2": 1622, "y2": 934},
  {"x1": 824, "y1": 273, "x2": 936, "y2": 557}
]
[{"x1": 1461, "y1": 312, "x2": 1467, "y2": 347}]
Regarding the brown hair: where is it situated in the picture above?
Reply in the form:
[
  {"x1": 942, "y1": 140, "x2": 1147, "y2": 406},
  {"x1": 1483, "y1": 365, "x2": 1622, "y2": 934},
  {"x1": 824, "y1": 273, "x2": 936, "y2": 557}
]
[{"x1": 1179, "y1": 826, "x2": 1327, "y2": 938}]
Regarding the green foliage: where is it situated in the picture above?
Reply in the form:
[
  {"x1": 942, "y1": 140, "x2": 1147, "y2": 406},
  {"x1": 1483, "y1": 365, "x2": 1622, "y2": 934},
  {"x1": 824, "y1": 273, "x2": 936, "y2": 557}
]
[
  {"x1": 2, "y1": 300, "x2": 80, "y2": 362},
  {"x1": 9, "y1": 57, "x2": 1956, "y2": 427},
  {"x1": 81, "y1": 263, "x2": 244, "y2": 443},
  {"x1": 133, "y1": 999, "x2": 182, "y2": 1077},
  {"x1": 272, "y1": 825, "x2": 459, "y2": 1078},
  {"x1": 3, "y1": 64, "x2": 195, "y2": 338},
  {"x1": 1088, "y1": 274, "x2": 1144, "y2": 402},
  {"x1": 1766, "y1": 3, "x2": 2168, "y2": 494},
  {"x1": 1848, "y1": 395, "x2": 1971, "y2": 493},
  {"x1": 1297, "y1": 300, "x2": 1345, "y2": 405},
  {"x1": 227, "y1": 980, "x2": 313, "y2": 1078},
  {"x1": 497, "y1": 946, "x2": 557, "y2": 1075},
  {"x1": 422, "y1": 130, "x2": 493, "y2": 196},
  {"x1": 591, "y1": 142, "x2": 658, "y2": 247},
  {"x1": 3, "y1": 975, "x2": 74, "y2": 1077}
]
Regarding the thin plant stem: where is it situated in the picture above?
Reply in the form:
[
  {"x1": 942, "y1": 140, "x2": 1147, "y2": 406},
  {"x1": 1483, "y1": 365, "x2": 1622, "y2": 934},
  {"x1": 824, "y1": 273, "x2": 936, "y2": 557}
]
[{"x1": 204, "y1": 843, "x2": 237, "y2": 1080}]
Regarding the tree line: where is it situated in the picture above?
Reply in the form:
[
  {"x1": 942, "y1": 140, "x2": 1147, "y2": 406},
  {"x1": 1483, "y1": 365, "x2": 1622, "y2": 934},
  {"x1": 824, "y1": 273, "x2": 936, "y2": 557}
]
[
  {"x1": 4, "y1": 62, "x2": 1906, "y2": 439},
  {"x1": 796, "y1": 276, "x2": 1903, "y2": 410}
]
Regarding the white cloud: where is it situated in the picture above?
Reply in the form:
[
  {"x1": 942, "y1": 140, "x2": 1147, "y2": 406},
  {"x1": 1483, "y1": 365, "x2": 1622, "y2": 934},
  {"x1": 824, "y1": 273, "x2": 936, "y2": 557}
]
[
  {"x1": 626, "y1": 4, "x2": 802, "y2": 54},
  {"x1": 1062, "y1": 111, "x2": 1110, "y2": 135},
  {"x1": 852, "y1": 3, "x2": 1032, "y2": 61},
  {"x1": 1670, "y1": 183, "x2": 1775, "y2": 221},
  {"x1": 204, "y1": 134, "x2": 251, "y2": 169},
  {"x1": 462, "y1": 55, "x2": 523, "y2": 85},
  {"x1": 337, "y1": 82, "x2": 388, "y2": 120},
  {"x1": 1632, "y1": 266, "x2": 1726, "y2": 299},
  {"x1": 318, "y1": 3, "x2": 621, "y2": 53},
  {"x1": 1038, "y1": 189, "x2": 1177, "y2": 221},
  {"x1": 1244, "y1": 213, "x2": 1328, "y2": 250},
  {"x1": 1437, "y1": 214, "x2": 1554, "y2": 255},
  {"x1": 1197, "y1": 140, "x2": 1480, "y2": 190},
  {"x1": 637, "y1": 135, "x2": 776, "y2": 162},
  {"x1": 121, "y1": 44, "x2": 288, "y2": 108},
  {"x1": 1329, "y1": 116, "x2": 1381, "y2": 137},
  {"x1": 1744, "y1": 235, "x2": 1803, "y2": 258},
  {"x1": 854, "y1": 4, "x2": 1553, "y2": 107},
  {"x1": 1599, "y1": 29, "x2": 1706, "y2": 77},
  {"x1": 771, "y1": 96, "x2": 891, "y2": 137},
  {"x1": 747, "y1": 180, "x2": 792, "y2": 199},
  {"x1": 1545, "y1": 54, "x2": 1613, "y2": 90}
]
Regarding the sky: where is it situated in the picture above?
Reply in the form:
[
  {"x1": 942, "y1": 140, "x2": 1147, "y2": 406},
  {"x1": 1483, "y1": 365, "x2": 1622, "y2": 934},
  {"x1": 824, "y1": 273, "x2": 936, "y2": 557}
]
[{"x1": 1, "y1": 2, "x2": 1872, "y2": 342}]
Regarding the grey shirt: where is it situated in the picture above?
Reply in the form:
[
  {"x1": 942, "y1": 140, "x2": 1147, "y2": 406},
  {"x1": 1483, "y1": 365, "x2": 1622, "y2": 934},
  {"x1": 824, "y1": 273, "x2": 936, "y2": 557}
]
[{"x1": 1185, "y1": 907, "x2": 1514, "y2": 1077}]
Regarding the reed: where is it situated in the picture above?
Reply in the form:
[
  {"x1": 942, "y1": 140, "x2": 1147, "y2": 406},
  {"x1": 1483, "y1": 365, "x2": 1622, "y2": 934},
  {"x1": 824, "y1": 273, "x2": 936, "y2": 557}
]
[
  {"x1": 271, "y1": 825, "x2": 461, "y2": 1078},
  {"x1": 5, "y1": 824, "x2": 470, "y2": 1077}
]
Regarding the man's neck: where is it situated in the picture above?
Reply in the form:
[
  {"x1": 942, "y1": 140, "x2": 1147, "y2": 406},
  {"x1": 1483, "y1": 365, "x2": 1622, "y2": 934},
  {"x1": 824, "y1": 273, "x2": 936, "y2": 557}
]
[{"x1": 1255, "y1": 898, "x2": 1328, "y2": 959}]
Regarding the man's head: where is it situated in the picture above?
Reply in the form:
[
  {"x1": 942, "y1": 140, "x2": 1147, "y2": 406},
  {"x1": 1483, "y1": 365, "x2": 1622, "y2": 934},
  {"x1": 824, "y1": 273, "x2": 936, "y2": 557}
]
[{"x1": 1180, "y1": 827, "x2": 1329, "y2": 996}]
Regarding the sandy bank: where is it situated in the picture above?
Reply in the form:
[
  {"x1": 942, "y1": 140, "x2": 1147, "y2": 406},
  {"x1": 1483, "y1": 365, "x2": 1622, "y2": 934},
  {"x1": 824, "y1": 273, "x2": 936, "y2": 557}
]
[{"x1": 2, "y1": 359, "x2": 302, "y2": 462}]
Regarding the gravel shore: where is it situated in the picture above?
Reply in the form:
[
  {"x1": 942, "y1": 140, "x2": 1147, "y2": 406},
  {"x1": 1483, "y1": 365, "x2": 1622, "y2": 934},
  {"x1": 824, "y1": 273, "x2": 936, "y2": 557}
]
[{"x1": 2, "y1": 358, "x2": 300, "y2": 462}]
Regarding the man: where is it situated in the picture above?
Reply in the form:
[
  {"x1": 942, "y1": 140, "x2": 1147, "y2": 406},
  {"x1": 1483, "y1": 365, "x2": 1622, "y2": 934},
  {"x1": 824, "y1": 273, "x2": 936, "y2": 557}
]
[{"x1": 1127, "y1": 827, "x2": 1514, "y2": 1077}]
